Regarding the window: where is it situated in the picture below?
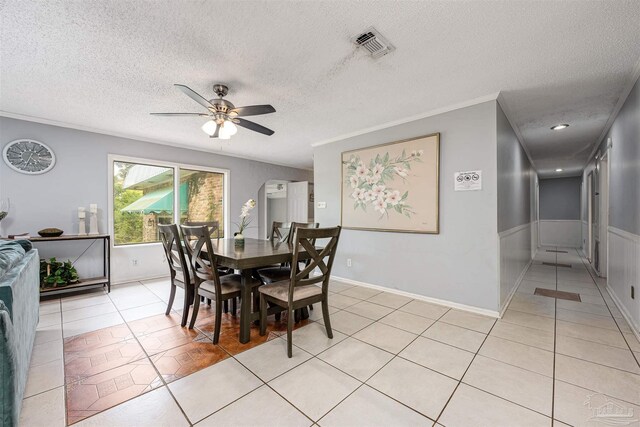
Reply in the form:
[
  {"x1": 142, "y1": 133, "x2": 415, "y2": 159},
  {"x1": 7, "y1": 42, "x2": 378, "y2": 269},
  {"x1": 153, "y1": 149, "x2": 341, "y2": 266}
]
[{"x1": 110, "y1": 157, "x2": 228, "y2": 246}]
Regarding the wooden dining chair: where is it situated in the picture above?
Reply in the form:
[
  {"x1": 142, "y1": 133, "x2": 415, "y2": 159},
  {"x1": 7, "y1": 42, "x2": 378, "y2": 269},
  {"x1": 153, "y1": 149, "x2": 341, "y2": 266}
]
[
  {"x1": 257, "y1": 222, "x2": 319, "y2": 284},
  {"x1": 269, "y1": 221, "x2": 291, "y2": 243},
  {"x1": 180, "y1": 225, "x2": 260, "y2": 342},
  {"x1": 183, "y1": 220, "x2": 235, "y2": 311},
  {"x1": 259, "y1": 226, "x2": 341, "y2": 357},
  {"x1": 158, "y1": 224, "x2": 192, "y2": 327}
]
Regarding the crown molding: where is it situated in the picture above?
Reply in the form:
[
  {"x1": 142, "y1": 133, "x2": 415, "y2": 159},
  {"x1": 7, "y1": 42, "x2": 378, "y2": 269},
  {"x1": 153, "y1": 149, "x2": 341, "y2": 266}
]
[
  {"x1": 310, "y1": 92, "x2": 500, "y2": 148},
  {"x1": 0, "y1": 110, "x2": 313, "y2": 171}
]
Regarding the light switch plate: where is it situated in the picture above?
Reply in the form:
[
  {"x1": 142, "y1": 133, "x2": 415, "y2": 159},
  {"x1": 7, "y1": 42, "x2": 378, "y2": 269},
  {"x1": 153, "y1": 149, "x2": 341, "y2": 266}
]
[{"x1": 317, "y1": 201, "x2": 327, "y2": 209}]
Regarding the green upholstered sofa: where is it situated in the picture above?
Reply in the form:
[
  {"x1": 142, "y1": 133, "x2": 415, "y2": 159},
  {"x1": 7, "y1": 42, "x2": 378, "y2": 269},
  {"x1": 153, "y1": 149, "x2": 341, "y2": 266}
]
[{"x1": 0, "y1": 241, "x2": 40, "y2": 427}]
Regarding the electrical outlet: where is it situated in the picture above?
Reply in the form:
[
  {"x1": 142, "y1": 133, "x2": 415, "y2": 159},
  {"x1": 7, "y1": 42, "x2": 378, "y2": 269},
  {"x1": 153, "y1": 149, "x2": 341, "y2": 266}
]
[
  {"x1": 632, "y1": 285, "x2": 635, "y2": 300},
  {"x1": 132, "y1": 259, "x2": 139, "y2": 267},
  {"x1": 347, "y1": 258, "x2": 352, "y2": 267}
]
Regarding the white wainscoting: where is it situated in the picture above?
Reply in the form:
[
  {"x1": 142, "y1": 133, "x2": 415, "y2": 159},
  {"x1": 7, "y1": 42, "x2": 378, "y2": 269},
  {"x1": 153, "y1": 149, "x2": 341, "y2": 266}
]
[
  {"x1": 499, "y1": 223, "x2": 532, "y2": 314},
  {"x1": 581, "y1": 220, "x2": 588, "y2": 254},
  {"x1": 539, "y1": 220, "x2": 582, "y2": 247},
  {"x1": 608, "y1": 227, "x2": 640, "y2": 338}
]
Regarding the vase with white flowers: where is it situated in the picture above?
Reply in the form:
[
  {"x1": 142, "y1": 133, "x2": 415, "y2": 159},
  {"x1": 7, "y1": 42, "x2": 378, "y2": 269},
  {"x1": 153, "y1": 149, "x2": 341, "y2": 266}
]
[{"x1": 234, "y1": 199, "x2": 256, "y2": 246}]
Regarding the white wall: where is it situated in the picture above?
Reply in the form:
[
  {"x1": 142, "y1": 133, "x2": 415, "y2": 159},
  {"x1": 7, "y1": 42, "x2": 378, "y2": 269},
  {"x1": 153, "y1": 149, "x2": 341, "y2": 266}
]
[
  {"x1": 313, "y1": 101, "x2": 500, "y2": 313},
  {"x1": 0, "y1": 117, "x2": 311, "y2": 283}
]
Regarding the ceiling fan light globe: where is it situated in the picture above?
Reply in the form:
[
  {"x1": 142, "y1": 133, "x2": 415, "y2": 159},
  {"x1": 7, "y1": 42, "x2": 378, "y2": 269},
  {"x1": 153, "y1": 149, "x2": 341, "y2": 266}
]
[
  {"x1": 222, "y1": 120, "x2": 238, "y2": 136},
  {"x1": 219, "y1": 132, "x2": 231, "y2": 140},
  {"x1": 201, "y1": 120, "x2": 217, "y2": 136}
]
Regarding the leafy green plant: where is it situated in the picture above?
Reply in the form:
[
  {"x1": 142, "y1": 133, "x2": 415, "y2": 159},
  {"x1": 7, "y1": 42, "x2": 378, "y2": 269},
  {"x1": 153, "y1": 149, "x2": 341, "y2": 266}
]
[{"x1": 40, "y1": 258, "x2": 79, "y2": 288}]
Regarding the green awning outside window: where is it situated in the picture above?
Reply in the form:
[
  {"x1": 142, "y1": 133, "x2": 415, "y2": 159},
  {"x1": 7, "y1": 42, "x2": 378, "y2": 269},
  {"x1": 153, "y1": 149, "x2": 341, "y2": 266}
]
[{"x1": 121, "y1": 183, "x2": 188, "y2": 214}]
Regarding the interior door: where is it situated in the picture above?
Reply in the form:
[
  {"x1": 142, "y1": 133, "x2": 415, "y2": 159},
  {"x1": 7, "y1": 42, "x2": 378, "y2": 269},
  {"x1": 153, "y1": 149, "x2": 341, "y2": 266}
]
[
  {"x1": 599, "y1": 153, "x2": 609, "y2": 277},
  {"x1": 587, "y1": 172, "x2": 593, "y2": 261},
  {"x1": 287, "y1": 181, "x2": 309, "y2": 223}
]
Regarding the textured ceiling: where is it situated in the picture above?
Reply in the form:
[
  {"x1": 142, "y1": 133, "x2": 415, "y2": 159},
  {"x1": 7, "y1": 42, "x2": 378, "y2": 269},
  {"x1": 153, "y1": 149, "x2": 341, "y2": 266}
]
[{"x1": 1, "y1": 1, "x2": 639, "y2": 176}]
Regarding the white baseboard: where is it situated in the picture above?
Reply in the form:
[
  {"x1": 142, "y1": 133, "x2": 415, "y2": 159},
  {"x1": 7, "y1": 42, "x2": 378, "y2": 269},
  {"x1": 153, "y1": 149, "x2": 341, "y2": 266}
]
[
  {"x1": 500, "y1": 257, "x2": 532, "y2": 317},
  {"x1": 331, "y1": 275, "x2": 500, "y2": 318},
  {"x1": 112, "y1": 274, "x2": 168, "y2": 286}
]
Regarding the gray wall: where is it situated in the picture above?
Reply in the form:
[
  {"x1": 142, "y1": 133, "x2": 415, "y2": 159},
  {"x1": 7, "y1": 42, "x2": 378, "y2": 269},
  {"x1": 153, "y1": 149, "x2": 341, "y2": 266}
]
[
  {"x1": 606, "y1": 77, "x2": 640, "y2": 235},
  {"x1": 539, "y1": 177, "x2": 581, "y2": 220},
  {"x1": 497, "y1": 103, "x2": 533, "y2": 232},
  {"x1": 314, "y1": 101, "x2": 500, "y2": 312},
  {"x1": 0, "y1": 117, "x2": 311, "y2": 281}
]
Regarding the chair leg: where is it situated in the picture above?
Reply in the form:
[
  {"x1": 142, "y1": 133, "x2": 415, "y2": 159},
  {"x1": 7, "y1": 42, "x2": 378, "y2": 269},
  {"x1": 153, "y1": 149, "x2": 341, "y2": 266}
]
[
  {"x1": 321, "y1": 298, "x2": 333, "y2": 339},
  {"x1": 287, "y1": 307, "x2": 294, "y2": 358},
  {"x1": 180, "y1": 286, "x2": 191, "y2": 327},
  {"x1": 189, "y1": 292, "x2": 201, "y2": 329},
  {"x1": 166, "y1": 284, "x2": 176, "y2": 315},
  {"x1": 223, "y1": 300, "x2": 228, "y2": 313},
  {"x1": 309, "y1": 304, "x2": 313, "y2": 311},
  {"x1": 259, "y1": 294, "x2": 267, "y2": 336},
  {"x1": 208, "y1": 298, "x2": 212, "y2": 306},
  {"x1": 213, "y1": 298, "x2": 222, "y2": 344},
  {"x1": 231, "y1": 297, "x2": 237, "y2": 317}
]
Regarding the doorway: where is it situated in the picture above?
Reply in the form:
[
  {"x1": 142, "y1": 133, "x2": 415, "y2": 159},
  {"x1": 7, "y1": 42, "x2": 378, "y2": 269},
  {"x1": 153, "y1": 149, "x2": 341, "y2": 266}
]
[
  {"x1": 598, "y1": 151, "x2": 609, "y2": 277},
  {"x1": 259, "y1": 180, "x2": 290, "y2": 239}
]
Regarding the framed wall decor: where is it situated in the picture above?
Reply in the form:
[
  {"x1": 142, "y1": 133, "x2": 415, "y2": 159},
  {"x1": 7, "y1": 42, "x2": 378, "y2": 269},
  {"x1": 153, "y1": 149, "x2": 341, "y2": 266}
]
[{"x1": 341, "y1": 133, "x2": 440, "y2": 234}]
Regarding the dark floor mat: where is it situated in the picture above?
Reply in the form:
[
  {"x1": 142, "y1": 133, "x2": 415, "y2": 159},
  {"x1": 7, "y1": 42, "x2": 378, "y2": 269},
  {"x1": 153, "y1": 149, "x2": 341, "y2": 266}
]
[
  {"x1": 542, "y1": 262, "x2": 572, "y2": 268},
  {"x1": 534, "y1": 288, "x2": 581, "y2": 302}
]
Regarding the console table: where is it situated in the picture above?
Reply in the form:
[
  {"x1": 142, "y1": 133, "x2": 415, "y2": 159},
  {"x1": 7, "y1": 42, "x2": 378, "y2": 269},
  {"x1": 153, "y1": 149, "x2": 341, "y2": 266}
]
[{"x1": 31, "y1": 234, "x2": 111, "y2": 296}]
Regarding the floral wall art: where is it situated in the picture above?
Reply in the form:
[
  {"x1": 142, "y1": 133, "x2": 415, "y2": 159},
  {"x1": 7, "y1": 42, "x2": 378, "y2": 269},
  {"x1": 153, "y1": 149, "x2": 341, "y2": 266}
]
[{"x1": 341, "y1": 133, "x2": 440, "y2": 233}]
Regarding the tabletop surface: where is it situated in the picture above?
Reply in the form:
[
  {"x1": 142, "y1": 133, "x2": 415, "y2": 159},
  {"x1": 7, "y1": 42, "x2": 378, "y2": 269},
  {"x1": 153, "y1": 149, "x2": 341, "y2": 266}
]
[{"x1": 211, "y1": 238, "x2": 300, "y2": 269}]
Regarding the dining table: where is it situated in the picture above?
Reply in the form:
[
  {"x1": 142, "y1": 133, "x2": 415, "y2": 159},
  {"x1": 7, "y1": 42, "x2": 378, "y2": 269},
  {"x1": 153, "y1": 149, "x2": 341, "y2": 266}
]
[{"x1": 210, "y1": 237, "x2": 310, "y2": 343}]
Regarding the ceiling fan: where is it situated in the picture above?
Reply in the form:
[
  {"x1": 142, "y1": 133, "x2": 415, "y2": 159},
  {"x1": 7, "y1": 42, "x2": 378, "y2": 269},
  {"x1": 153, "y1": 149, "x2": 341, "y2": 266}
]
[{"x1": 151, "y1": 84, "x2": 275, "y2": 139}]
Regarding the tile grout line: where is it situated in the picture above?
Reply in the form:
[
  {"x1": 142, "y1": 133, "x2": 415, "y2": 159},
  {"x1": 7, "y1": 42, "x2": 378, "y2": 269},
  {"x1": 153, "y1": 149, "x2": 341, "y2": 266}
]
[
  {"x1": 550, "y1": 246, "x2": 558, "y2": 423},
  {"x1": 575, "y1": 249, "x2": 640, "y2": 368},
  {"x1": 315, "y1": 304, "x2": 453, "y2": 425}
]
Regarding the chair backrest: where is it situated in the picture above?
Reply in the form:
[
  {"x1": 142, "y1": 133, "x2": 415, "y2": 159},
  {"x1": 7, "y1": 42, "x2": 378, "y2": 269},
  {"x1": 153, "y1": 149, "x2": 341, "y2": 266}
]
[
  {"x1": 288, "y1": 222, "x2": 319, "y2": 244},
  {"x1": 179, "y1": 225, "x2": 221, "y2": 293},
  {"x1": 158, "y1": 224, "x2": 191, "y2": 284},
  {"x1": 184, "y1": 221, "x2": 220, "y2": 239},
  {"x1": 270, "y1": 221, "x2": 291, "y2": 243},
  {"x1": 289, "y1": 226, "x2": 341, "y2": 301}
]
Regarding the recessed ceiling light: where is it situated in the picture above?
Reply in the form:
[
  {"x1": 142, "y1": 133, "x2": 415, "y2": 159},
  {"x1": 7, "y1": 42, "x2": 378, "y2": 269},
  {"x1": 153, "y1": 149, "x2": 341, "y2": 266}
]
[
  {"x1": 551, "y1": 124, "x2": 569, "y2": 131},
  {"x1": 555, "y1": 168, "x2": 563, "y2": 172}
]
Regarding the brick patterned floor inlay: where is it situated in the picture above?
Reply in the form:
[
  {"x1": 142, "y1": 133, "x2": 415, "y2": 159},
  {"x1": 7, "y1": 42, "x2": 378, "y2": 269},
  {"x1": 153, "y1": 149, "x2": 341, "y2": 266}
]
[
  {"x1": 137, "y1": 324, "x2": 205, "y2": 356},
  {"x1": 127, "y1": 312, "x2": 184, "y2": 336},
  {"x1": 150, "y1": 341, "x2": 229, "y2": 382},
  {"x1": 66, "y1": 358, "x2": 162, "y2": 425},
  {"x1": 64, "y1": 338, "x2": 147, "y2": 383},
  {"x1": 62, "y1": 303, "x2": 311, "y2": 424},
  {"x1": 63, "y1": 324, "x2": 133, "y2": 353}
]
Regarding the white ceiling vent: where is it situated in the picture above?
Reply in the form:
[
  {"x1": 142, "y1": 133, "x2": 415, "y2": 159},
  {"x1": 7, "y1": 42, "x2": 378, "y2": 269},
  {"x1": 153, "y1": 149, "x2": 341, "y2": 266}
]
[{"x1": 352, "y1": 27, "x2": 395, "y2": 59}]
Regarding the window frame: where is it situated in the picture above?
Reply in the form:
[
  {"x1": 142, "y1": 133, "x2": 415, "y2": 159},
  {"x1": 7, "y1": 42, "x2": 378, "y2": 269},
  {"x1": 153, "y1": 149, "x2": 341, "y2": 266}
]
[{"x1": 107, "y1": 154, "x2": 230, "y2": 248}]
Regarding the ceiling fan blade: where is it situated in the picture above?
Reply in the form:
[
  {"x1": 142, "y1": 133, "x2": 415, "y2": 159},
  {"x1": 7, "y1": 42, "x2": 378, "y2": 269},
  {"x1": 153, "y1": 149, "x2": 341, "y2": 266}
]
[
  {"x1": 174, "y1": 84, "x2": 214, "y2": 110},
  {"x1": 150, "y1": 113, "x2": 209, "y2": 116},
  {"x1": 230, "y1": 104, "x2": 276, "y2": 117},
  {"x1": 234, "y1": 118, "x2": 275, "y2": 136}
]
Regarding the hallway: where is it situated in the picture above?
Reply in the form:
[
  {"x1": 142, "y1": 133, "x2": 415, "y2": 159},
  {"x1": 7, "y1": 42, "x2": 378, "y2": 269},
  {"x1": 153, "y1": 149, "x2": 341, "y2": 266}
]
[{"x1": 509, "y1": 246, "x2": 639, "y2": 425}]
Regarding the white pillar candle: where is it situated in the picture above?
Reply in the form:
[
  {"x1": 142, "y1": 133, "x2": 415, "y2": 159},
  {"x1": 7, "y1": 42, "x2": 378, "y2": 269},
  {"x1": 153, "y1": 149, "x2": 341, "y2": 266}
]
[
  {"x1": 90, "y1": 204, "x2": 97, "y2": 213},
  {"x1": 78, "y1": 207, "x2": 85, "y2": 218}
]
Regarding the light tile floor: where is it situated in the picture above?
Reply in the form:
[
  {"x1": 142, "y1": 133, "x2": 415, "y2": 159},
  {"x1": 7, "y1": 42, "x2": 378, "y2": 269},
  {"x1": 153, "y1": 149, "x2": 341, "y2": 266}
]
[{"x1": 20, "y1": 247, "x2": 640, "y2": 426}]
